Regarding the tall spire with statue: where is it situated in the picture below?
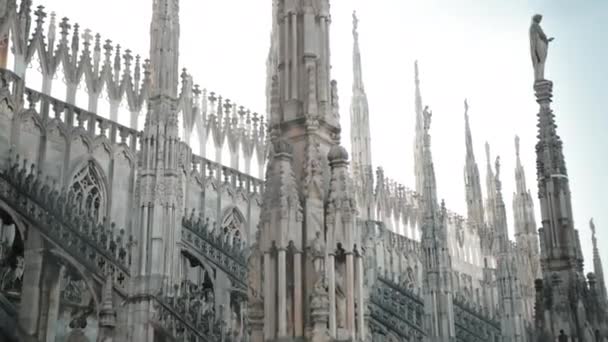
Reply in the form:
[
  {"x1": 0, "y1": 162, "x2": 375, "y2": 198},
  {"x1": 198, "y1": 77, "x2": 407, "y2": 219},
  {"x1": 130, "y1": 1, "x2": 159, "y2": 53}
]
[
  {"x1": 419, "y1": 104, "x2": 456, "y2": 342},
  {"x1": 530, "y1": 14, "x2": 606, "y2": 341}
]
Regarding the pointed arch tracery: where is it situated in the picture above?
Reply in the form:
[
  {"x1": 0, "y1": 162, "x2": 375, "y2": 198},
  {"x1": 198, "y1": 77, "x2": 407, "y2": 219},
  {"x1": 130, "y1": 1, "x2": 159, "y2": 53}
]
[
  {"x1": 70, "y1": 161, "x2": 107, "y2": 222},
  {"x1": 221, "y1": 206, "x2": 246, "y2": 245}
]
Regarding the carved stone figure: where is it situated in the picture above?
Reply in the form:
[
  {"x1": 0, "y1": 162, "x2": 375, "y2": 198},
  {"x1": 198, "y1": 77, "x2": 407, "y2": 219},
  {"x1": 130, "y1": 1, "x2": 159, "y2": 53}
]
[
  {"x1": 529, "y1": 14, "x2": 554, "y2": 81},
  {"x1": 423, "y1": 106, "x2": 432, "y2": 131},
  {"x1": 309, "y1": 230, "x2": 325, "y2": 274}
]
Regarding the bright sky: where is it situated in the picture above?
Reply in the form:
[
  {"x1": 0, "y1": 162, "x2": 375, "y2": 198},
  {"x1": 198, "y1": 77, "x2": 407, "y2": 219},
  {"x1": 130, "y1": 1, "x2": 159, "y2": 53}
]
[{"x1": 40, "y1": 0, "x2": 608, "y2": 278}]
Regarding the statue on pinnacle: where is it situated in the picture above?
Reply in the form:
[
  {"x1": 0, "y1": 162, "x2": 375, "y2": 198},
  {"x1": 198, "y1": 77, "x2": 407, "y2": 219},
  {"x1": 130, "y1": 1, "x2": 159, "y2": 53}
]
[{"x1": 529, "y1": 14, "x2": 554, "y2": 82}]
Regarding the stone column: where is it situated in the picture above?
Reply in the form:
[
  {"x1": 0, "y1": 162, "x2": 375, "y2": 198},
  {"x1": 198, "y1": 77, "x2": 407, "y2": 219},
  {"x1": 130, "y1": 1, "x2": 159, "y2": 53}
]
[
  {"x1": 277, "y1": 248, "x2": 287, "y2": 337},
  {"x1": 0, "y1": 34, "x2": 8, "y2": 69},
  {"x1": 110, "y1": 99, "x2": 121, "y2": 122},
  {"x1": 293, "y1": 250, "x2": 303, "y2": 337},
  {"x1": 327, "y1": 253, "x2": 336, "y2": 337},
  {"x1": 13, "y1": 53, "x2": 26, "y2": 78},
  {"x1": 263, "y1": 251, "x2": 275, "y2": 339},
  {"x1": 18, "y1": 231, "x2": 45, "y2": 339},
  {"x1": 130, "y1": 110, "x2": 140, "y2": 131},
  {"x1": 230, "y1": 148, "x2": 239, "y2": 170},
  {"x1": 346, "y1": 252, "x2": 355, "y2": 339},
  {"x1": 41, "y1": 75, "x2": 53, "y2": 96},
  {"x1": 88, "y1": 92, "x2": 100, "y2": 114},
  {"x1": 215, "y1": 145, "x2": 222, "y2": 164},
  {"x1": 257, "y1": 161, "x2": 264, "y2": 181},
  {"x1": 66, "y1": 83, "x2": 77, "y2": 105},
  {"x1": 244, "y1": 156, "x2": 252, "y2": 175},
  {"x1": 356, "y1": 254, "x2": 365, "y2": 339},
  {"x1": 44, "y1": 264, "x2": 65, "y2": 342}
]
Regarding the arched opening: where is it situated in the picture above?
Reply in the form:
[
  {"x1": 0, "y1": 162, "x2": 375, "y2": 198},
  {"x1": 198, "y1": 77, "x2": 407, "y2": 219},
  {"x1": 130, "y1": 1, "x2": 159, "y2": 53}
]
[
  {"x1": 54, "y1": 262, "x2": 98, "y2": 342},
  {"x1": 70, "y1": 161, "x2": 107, "y2": 222},
  {"x1": 221, "y1": 207, "x2": 246, "y2": 246},
  {"x1": 0, "y1": 206, "x2": 25, "y2": 304}
]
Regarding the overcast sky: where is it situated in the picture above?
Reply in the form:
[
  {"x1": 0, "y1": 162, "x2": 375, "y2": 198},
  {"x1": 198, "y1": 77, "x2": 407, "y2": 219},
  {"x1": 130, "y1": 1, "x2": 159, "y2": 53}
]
[{"x1": 40, "y1": 0, "x2": 608, "y2": 277}]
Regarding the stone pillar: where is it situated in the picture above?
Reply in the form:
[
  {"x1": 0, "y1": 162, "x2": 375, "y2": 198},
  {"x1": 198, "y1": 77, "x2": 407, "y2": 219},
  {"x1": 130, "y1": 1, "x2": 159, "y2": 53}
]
[
  {"x1": 257, "y1": 161, "x2": 264, "y2": 181},
  {"x1": 230, "y1": 148, "x2": 239, "y2": 170},
  {"x1": 263, "y1": 251, "x2": 275, "y2": 339},
  {"x1": 327, "y1": 253, "x2": 336, "y2": 337},
  {"x1": 66, "y1": 83, "x2": 77, "y2": 105},
  {"x1": 41, "y1": 75, "x2": 53, "y2": 96},
  {"x1": 130, "y1": 110, "x2": 140, "y2": 131},
  {"x1": 215, "y1": 145, "x2": 222, "y2": 164},
  {"x1": 13, "y1": 54, "x2": 26, "y2": 78},
  {"x1": 293, "y1": 250, "x2": 303, "y2": 337},
  {"x1": 0, "y1": 34, "x2": 8, "y2": 69},
  {"x1": 18, "y1": 231, "x2": 45, "y2": 339},
  {"x1": 88, "y1": 93, "x2": 100, "y2": 114},
  {"x1": 356, "y1": 254, "x2": 365, "y2": 339},
  {"x1": 44, "y1": 264, "x2": 65, "y2": 342},
  {"x1": 277, "y1": 248, "x2": 287, "y2": 337},
  {"x1": 346, "y1": 252, "x2": 355, "y2": 339},
  {"x1": 110, "y1": 99, "x2": 120, "y2": 122},
  {"x1": 244, "y1": 156, "x2": 252, "y2": 175}
]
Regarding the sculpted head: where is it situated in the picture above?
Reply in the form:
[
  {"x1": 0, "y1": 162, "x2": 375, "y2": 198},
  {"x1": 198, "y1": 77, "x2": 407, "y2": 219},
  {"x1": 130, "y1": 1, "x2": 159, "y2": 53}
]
[{"x1": 532, "y1": 14, "x2": 542, "y2": 24}]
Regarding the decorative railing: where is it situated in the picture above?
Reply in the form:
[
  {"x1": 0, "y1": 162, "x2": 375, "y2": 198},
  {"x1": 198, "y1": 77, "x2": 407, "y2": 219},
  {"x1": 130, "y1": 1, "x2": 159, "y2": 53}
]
[
  {"x1": 181, "y1": 212, "x2": 248, "y2": 290},
  {"x1": 368, "y1": 276, "x2": 426, "y2": 341},
  {"x1": 0, "y1": 68, "x2": 141, "y2": 152},
  {"x1": 151, "y1": 281, "x2": 232, "y2": 342},
  {"x1": 0, "y1": 156, "x2": 134, "y2": 292},
  {"x1": 190, "y1": 153, "x2": 264, "y2": 192},
  {"x1": 453, "y1": 296, "x2": 500, "y2": 342},
  {"x1": 1, "y1": 1, "x2": 268, "y2": 166}
]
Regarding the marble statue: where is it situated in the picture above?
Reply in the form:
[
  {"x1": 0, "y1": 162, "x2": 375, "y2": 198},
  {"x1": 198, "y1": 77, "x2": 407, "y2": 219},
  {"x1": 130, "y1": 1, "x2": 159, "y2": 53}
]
[
  {"x1": 529, "y1": 14, "x2": 554, "y2": 81},
  {"x1": 423, "y1": 106, "x2": 432, "y2": 131}
]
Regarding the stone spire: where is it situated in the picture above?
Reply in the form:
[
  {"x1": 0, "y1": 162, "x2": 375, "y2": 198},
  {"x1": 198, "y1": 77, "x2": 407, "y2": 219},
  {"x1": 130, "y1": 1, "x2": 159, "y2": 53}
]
[
  {"x1": 513, "y1": 136, "x2": 538, "y2": 239},
  {"x1": 149, "y1": 0, "x2": 179, "y2": 98},
  {"x1": 590, "y1": 218, "x2": 607, "y2": 303},
  {"x1": 349, "y1": 11, "x2": 373, "y2": 220},
  {"x1": 531, "y1": 20, "x2": 597, "y2": 337},
  {"x1": 253, "y1": 1, "x2": 362, "y2": 340},
  {"x1": 130, "y1": 1, "x2": 183, "y2": 339},
  {"x1": 484, "y1": 142, "x2": 498, "y2": 254},
  {"x1": 512, "y1": 135, "x2": 541, "y2": 323},
  {"x1": 419, "y1": 105, "x2": 456, "y2": 342},
  {"x1": 493, "y1": 156, "x2": 527, "y2": 341},
  {"x1": 414, "y1": 61, "x2": 425, "y2": 194},
  {"x1": 463, "y1": 99, "x2": 486, "y2": 232}
]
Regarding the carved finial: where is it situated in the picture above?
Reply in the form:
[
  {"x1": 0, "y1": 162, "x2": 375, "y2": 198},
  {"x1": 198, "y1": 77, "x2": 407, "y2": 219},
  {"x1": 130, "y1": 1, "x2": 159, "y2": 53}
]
[
  {"x1": 495, "y1": 156, "x2": 501, "y2": 180},
  {"x1": 352, "y1": 11, "x2": 359, "y2": 37},
  {"x1": 464, "y1": 98, "x2": 469, "y2": 115},
  {"x1": 485, "y1": 142, "x2": 491, "y2": 166},
  {"x1": 590, "y1": 218, "x2": 596, "y2": 236},
  {"x1": 515, "y1": 135, "x2": 521, "y2": 158}
]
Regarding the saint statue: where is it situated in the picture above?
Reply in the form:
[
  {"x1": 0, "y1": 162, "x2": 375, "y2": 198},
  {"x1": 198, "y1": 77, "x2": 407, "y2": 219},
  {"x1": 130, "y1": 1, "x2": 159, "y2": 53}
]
[
  {"x1": 423, "y1": 106, "x2": 432, "y2": 131},
  {"x1": 309, "y1": 230, "x2": 325, "y2": 274},
  {"x1": 529, "y1": 14, "x2": 554, "y2": 81}
]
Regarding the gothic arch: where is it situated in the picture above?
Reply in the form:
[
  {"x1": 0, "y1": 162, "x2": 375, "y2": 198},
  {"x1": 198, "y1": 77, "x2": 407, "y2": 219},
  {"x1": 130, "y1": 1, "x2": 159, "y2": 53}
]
[
  {"x1": 179, "y1": 244, "x2": 217, "y2": 288},
  {"x1": 0, "y1": 199, "x2": 27, "y2": 240},
  {"x1": 221, "y1": 206, "x2": 246, "y2": 244},
  {"x1": 67, "y1": 158, "x2": 109, "y2": 222},
  {"x1": 47, "y1": 248, "x2": 101, "y2": 312},
  {"x1": 0, "y1": 201, "x2": 25, "y2": 295}
]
